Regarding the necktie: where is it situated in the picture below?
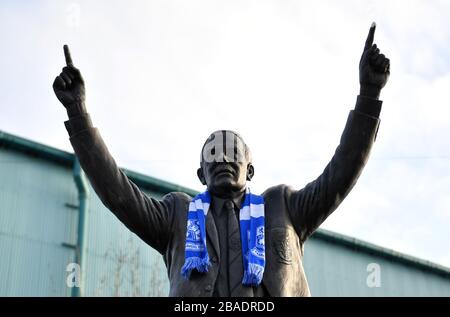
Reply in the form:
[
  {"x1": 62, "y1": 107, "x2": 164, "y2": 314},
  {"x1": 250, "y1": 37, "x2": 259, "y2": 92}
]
[{"x1": 225, "y1": 200, "x2": 244, "y2": 296}]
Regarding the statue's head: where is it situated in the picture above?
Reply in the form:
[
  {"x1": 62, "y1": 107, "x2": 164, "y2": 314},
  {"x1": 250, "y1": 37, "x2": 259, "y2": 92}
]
[{"x1": 197, "y1": 130, "x2": 254, "y2": 198}]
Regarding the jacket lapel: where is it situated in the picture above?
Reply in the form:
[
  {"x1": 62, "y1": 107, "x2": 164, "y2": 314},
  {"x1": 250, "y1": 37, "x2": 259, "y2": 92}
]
[{"x1": 205, "y1": 211, "x2": 220, "y2": 261}]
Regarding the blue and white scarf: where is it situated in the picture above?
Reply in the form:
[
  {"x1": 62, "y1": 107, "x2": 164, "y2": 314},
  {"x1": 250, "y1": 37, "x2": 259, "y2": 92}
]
[{"x1": 181, "y1": 188, "x2": 265, "y2": 286}]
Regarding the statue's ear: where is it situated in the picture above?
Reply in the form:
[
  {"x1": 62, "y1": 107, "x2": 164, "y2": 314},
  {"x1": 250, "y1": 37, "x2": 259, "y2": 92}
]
[
  {"x1": 246, "y1": 164, "x2": 254, "y2": 181},
  {"x1": 197, "y1": 167, "x2": 207, "y2": 185}
]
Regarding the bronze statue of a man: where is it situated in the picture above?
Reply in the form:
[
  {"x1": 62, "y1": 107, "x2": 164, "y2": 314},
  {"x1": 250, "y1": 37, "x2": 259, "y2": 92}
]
[{"x1": 53, "y1": 23, "x2": 390, "y2": 297}]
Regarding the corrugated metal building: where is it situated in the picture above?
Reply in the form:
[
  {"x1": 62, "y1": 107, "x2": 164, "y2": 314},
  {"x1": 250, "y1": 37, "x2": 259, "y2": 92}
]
[{"x1": 1, "y1": 130, "x2": 449, "y2": 297}]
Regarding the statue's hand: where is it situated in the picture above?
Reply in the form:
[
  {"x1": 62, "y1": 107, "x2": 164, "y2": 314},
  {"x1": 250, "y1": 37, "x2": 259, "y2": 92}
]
[
  {"x1": 359, "y1": 23, "x2": 390, "y2": 99},
  {"x1": 53, "y1": 45, "x2": 86, "y2": 115}
]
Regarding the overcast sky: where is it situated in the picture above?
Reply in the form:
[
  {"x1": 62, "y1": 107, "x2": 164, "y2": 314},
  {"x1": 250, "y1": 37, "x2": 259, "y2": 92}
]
[{"x1": 1, "y1": 0, "x2": 449, "y2": 267}]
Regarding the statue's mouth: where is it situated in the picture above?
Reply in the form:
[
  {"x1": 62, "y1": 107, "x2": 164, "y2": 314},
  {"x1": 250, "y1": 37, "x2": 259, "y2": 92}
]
[
  {"x1": 213, "y1": 166, "x2": 235, "y2": 177},
  {"x1": 216, "y1": 170, "x2": 233, "y2": 177}
]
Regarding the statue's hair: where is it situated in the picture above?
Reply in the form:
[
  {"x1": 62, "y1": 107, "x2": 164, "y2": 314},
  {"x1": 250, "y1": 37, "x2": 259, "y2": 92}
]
[{"x1": 200, "y1": 130, "x2": 252, "y2": 164}]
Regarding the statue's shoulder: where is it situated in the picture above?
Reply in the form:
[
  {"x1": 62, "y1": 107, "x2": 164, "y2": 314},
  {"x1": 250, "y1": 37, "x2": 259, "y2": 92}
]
[
  {"x1": 162, "y1": 191, "x2": 193, "y2": 209},
  {"x1": 262, "y1": 184, "x2": 291, "y2": 198}
]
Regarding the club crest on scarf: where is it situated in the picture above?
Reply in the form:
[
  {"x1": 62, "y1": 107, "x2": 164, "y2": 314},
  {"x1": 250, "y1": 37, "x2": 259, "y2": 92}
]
[
  {"x1": 250, "y1": 226, "x2": 265, "y2": 259},
  {"x1": 186, "y1": 219, "x2": 203, "y2": 251},
  {"x1": 181, "y1": 188, "x2": 265, "y2": 286}
]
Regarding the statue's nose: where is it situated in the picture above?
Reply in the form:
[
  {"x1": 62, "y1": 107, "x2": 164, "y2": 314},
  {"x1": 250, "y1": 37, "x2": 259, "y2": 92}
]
[{"x1": 222, "y1": 153, "x2": 233, "y2": 163}]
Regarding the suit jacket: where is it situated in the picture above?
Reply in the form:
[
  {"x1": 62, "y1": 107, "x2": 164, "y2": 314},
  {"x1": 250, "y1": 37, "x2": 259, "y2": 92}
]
[{"x1": 65, "y1": 95, "x2": 381, "y2": 297}]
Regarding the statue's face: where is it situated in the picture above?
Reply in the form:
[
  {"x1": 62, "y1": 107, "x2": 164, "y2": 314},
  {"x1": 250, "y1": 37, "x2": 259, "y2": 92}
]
[{"x1": 197, "y1": 131, "x2": 254, "y2": 198}]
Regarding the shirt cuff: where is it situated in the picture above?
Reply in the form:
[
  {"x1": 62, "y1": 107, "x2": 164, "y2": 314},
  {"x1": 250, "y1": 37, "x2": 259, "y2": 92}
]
[
  {"x1": 354, "y1": 95, "x2": 383, "y2": 118},
  {"x1": 64, "y1": 114, "x2": 93, "y2": 137}
]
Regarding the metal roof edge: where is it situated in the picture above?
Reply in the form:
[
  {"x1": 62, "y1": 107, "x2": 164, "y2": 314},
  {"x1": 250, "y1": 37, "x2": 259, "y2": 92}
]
[
  {"x1": 311, "y1": 228, "x2": 450, "y2": 278},
  {"x1": 122, "y1": 168, "x2": 198, "y2": 197},
  {"x1": 0, "y1": 130, "x2": 74, "y2": 166},
  {"x1": 1, "y1": 130, "x2": 449, "y2": 277},
  {"x1": 0, "y1": 130, "x2": 198, "y2": 196}
]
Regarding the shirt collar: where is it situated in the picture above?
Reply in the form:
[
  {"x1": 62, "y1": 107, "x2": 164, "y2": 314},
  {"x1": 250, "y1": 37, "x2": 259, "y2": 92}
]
[{"x1": 210, "y1": 192, "x2": 244, "y2": 215}]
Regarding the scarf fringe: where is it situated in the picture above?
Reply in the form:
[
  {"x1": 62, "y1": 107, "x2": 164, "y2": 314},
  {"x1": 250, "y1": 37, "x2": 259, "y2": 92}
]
[
  {"x1": 181, "y1": 256, "x2": 211, "y2": 279},
  {"x1": 242, "y1": 263, "x2": 264, "y2": 286}
]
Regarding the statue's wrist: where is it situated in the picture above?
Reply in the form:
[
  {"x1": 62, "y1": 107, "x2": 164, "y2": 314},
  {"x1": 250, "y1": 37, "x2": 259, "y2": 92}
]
[
  {"x1": 66, "y1": 101, "x2": 87, "y2": 118},
  {"x1": 360, "y1": 85, "x2": 381, "y2": 100}
]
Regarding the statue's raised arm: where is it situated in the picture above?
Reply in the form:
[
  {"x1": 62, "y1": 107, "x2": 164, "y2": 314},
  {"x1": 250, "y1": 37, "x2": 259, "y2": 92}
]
[
  {"x1": 278, "y1": 23, "x2": 390, "y2": 242},
  {"x1": 52, "y1": 45, "x2": 176, "y2": 254}
]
